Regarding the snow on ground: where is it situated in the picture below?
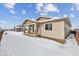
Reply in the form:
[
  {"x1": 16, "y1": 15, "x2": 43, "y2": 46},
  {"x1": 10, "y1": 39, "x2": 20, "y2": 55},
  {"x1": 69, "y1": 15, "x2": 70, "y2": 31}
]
[{"x1": 0, "y1": 31, "x2": 79, "y2": 56}]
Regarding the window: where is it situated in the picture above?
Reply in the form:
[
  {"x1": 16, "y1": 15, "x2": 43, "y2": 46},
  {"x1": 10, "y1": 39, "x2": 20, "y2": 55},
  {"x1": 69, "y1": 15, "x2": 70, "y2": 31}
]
[
  {"x1": 29, "y1": 24, "x2": 34, "y2": 32},
  {"x1": 45, "y1": 23, "x2": 52, "y2": 30}
]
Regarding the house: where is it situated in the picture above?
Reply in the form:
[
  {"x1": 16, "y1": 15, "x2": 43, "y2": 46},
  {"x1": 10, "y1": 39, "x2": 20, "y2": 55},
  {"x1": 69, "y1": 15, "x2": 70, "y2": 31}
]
[
  {"x1": 23, "y1": 16, "x2": 71, "y2": 43},
  {"x1": 70, "y1": 27, "x2": 79, "y2": 45},
  {"x1": 14, "y1": 25, "x2": 24, "y2": 32},
  {"x1": 74, "y1": 29, "x2": 79, "y2": 45}
]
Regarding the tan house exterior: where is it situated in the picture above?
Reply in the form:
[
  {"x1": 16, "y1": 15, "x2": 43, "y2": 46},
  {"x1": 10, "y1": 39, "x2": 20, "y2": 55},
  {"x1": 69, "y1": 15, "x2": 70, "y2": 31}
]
[
  {"x1": 64, "y1": 17, "x2": 71, "y2": 38},
  {"x1": 23, "y1": 20, "x2": 37, "y2": 36},
  {"x1": 23, "y1": 16, "x2": 71, "y2": 43}
]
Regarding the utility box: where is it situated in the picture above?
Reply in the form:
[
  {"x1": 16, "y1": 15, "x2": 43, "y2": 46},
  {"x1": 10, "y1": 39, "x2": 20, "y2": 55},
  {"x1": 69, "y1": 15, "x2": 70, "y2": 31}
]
[
  {"x1": 75, "y1": 29, "x2": 79, "y2": 45},
  {"x1": 0, "y1": 31, "x2": 4, "y2": 42}
]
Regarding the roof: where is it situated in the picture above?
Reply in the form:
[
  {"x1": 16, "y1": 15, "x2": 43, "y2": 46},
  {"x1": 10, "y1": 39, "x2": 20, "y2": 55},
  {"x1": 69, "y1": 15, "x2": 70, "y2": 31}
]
[
  {"x1": 23, "y1": 19, "x2": 35, "y2": 25},
  {"x1": 23, "y1": 16, "x2": 71, "y2": 27},
  {"x1": 36, "y1": 16, "x2": 52, "y2": 21},
  {"x1": 36, "y1": 16, "x2": 68, "y2": 23}
]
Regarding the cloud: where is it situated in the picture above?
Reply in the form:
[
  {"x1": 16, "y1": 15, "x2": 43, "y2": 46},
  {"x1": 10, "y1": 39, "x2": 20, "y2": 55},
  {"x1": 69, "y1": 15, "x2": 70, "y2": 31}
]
[
  {"x1": 74, "y1": 3, "x2": 79, "y2": 10},
  {"x1": 0, "y1": 20, "x2": 9, "y2": 29},
  {"x1": 22, "y1": 10, "x2": 26, "y2": 15},
  {"x1": 36, "y1": 3, "x2": 59, "y2": 16},
  {"x1": 14, "y1": 16, "x2": 20, "y2": 19},
  {"x1": 4, "y1": 3, "x2": 16, "y2": 15},
  {"x1": 4, "y1": 3, "x2": 16, "y2": 10},
  {"x1": 64, "y1": 14, "x2": 75, "y2": 18},
  {"x1": 0, "y1": 20, "x2": 14, "y2": 29},
  {"x1": 70, "y1": 3, "x2": 79, "y2": 11},
  {"x1": 10, "y1": 10, "x2": 16, "y2": 14},
  {"x1": 39, "y1": 13, "x2": 47, "y2": 16},
  {"x1": 45, "y1": 4, "x2": 59, "y2": 13},
  {"x1": 64, "y1": 14, "x2": 68, "y2": 17},
  {"x1": 31, "y1": 18, "x2": 34, "y2": 21},
  {"x1": 70, "y1": 14, "x2": 75, "y2": 17},
  {"x1": 0, "y1": 20, "x2": 7, "y2": 24},
  {"x1": 70, "y1": 7, "x2": 75, "y2": 11},
  {"x1": 36, "y1": 3, "x2": 44, "y2": 12}
]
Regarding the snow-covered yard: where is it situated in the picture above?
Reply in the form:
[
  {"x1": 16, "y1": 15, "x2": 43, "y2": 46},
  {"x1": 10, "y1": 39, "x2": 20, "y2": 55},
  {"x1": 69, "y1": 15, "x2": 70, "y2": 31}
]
[{"x1": 0, "y1": 31, "x2": 79, "y2": 56}]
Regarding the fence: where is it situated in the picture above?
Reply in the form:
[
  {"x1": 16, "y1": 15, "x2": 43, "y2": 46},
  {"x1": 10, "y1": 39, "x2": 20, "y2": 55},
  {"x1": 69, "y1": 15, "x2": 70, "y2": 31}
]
[{"x1": 0, "y1": 31, "x2": 4, "y2": 42}]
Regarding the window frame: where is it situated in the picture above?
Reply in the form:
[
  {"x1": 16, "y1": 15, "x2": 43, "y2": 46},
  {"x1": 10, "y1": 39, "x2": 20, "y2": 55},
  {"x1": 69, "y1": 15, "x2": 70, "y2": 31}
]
[{"x1": 45, "y1": 23, "x2": 52, "y2": 30}]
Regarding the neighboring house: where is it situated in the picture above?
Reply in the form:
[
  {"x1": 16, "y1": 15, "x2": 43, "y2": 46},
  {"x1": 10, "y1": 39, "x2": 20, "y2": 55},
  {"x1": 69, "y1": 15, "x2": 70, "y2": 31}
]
[
  {"x1": 23, "y1": 19, "x2": 36, "y2": 35},
  {"x1": 14, "y1": 25, "x2": 24, "y2": 32},
  {"x1": 23, "y1": 16, "x2": 71, "y2": 43},
  {"x1": 70, "y1": 27, "x2": 79, "y2": 45},
  {"x1": 75, "y1": 29, "x2": 79, "y2": 45}
]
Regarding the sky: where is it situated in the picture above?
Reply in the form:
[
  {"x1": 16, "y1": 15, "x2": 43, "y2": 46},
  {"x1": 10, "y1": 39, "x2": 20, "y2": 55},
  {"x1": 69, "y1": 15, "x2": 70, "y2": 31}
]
[{"x1": 0, "y1": 3, "x2": 79, "y2": 29}]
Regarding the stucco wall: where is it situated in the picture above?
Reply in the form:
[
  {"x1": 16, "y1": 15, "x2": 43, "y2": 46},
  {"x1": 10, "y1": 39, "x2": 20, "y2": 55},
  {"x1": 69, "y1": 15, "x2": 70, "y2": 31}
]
[
  {"x1": 64, "y1": 24, "x2": 70, "y2": 37},
  {"x1": 23, "y1": 20, "x2": 37, "y2": 36},
  {"x1": 24, "y1": 21, "x2": 35, "y2": 25},
  {"x1": 38, "y1": 21, "x2": 64, "y2": 40},
  {"x1": 64, "y1": 20, "x2": 71, "y2": 38}
]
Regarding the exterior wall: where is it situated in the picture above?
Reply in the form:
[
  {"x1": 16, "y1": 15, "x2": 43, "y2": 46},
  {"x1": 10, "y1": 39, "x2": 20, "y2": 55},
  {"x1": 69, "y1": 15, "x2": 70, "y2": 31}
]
[
  {"x1": 24, "y1": 21, "x2": 35, "y2": 25},
  {"x1": 23, "y1": 25, "x2": 28, "y2": 34},
  {"x1": 75, "y1": 29, "x2": 79, "y2": 45},
  {"x1": 64, "y1": 19, "x2": 71, "y2": 38},
  {"x1": 23, "y1": 21, "x2": 37, "y2": 36},
  {"x1": 38, "y1": 21, "x2": 64, "y2": 40},
  {"x1": 64, "y1": 24, "x2": 70, "y2": 38},
  {"x1": 23, "y1": 21, "x2": 35, "y2": 34}
]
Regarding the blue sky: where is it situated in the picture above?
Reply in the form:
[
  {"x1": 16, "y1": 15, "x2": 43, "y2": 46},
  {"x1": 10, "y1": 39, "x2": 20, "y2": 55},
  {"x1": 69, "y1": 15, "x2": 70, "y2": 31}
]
[{"x1": 0, "y1": 3, "x2": 79, "y2": 29}]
